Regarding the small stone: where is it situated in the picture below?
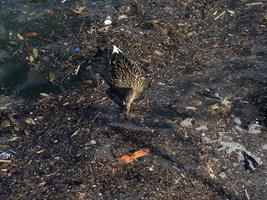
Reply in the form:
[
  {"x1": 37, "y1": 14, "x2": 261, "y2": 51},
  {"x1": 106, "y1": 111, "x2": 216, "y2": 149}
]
[
  {"x1": 234, "y1": 117, "x2": 241, "y2": 125},
  {"x1": 262, "y1": 144, "x2": 267, "y2": 150},
  {"x1": 219, "y1": 172, "x2": 226, "y2": 179},
  {"x1": 104, "y1": 16, "x2": 112, "y2": 26},
  {"x1": 87, "y1": 140, "x2": 96, "y2": 146}
]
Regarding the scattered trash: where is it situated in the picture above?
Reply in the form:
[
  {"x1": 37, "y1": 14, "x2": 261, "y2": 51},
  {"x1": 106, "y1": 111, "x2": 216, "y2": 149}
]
[
  {"x1": 242, "y1": 151, "x2": 259, "y2": 172},
  {"x1": 180, "y1": 118, "x2": 193, "y2": 128},
  {"x1": 0, "y1": 151, "x2": 11, "y2": 160},
  {"x1": 248, "y1": 123, "x2": 262, "y2": 134},
  {"x1": 119, "y1": 148, "x2": 149, "y2": 164},
  {"x1": 204, "y1": 137, "x2": 263, "y2": 171},
  {"x1": 74, "y1": 47, "x2": 81, "y2": 53}
]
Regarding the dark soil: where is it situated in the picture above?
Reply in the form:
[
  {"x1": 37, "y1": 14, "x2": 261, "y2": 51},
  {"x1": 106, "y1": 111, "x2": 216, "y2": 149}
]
[{"x1": 0, "y1": 0, "x2": 266, "y2": 199}]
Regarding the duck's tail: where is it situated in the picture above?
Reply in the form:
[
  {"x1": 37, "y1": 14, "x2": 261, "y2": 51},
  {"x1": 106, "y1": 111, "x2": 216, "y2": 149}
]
[{"x1": 112, "y1": 45, "x2": 122, "y2": 54}]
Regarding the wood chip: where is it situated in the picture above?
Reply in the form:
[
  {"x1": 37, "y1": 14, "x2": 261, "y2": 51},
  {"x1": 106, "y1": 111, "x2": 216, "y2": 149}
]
[
  {"x1": 154, "y1": 50, "x2": 164, "y2": 57},
  {"x1": 119, "y1": 149, "x2": 150, "y2": 164},
  {"x1": 24, "y1": 32, "x2": 38, "y2": 38},
  {"x1": 214, "y1": 11, "x2": 226, "y2": 20},
  {"x1": 0, "y1": 160, "x2": 11, "y2": 163}
]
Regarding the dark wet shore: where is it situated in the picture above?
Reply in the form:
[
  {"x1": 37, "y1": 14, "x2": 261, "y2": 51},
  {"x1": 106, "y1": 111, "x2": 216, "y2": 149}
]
[{"x1": 0, "y1": 0, "x2": 266, "y2": 199}]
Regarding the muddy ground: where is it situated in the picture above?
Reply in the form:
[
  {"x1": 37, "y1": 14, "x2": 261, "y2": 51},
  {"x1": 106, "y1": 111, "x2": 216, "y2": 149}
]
[{"x1": 0, "y1": 0, "x2": 267, "y2": 199}]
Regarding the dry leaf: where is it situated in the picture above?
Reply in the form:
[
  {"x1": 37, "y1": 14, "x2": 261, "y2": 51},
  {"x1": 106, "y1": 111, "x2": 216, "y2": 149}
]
[
  {"x1": 36, "y1": 149, "x2": 45, "y2": 154},
  {"x1": 29, "y1": 55, "x2": 34, "y2": 63},
  {"x1": 24, "y1": 129, "x2": 31, "y2": 136},
  {"x1": 24, "y1": 32, "x2": 38, "y2": 38},
  {"x1": 28, "y1": 11, "x2": 36, "y2": 16},
  {"x1": 84, "y1": 80, "x2": 93, "y2": 84},
  {"x1": 73, "y1": 6, "x2": 87, "y2": 15},
  {"x1": 119, "y1": 148, "x2": 149, "y2": 164},
  {"x1": 17, "y1": 33, "x2": 24, "y2": 40},
  {"x1": 0, "y1": 160, "x2": 11, "y2": 163},
  {"x1": 49, "y1": 72, "x2": 56, "y2": 82},
  {"x1": 1, "y1": 120, "x2": 10, "y2": 129},
  {"x1": 9, "y1": 136, "x2": 20, "y2": 141},
  {"x1": 33, "y1": 48, "x2": 38, "y2": 58},
  {"x1": 25, "y1": 118, "x2": 36, "y2": 125},
  {"x1": 40, "y1": 93, "x2": 52, "y2": 98},
  {"x1": 154, "y1": 50, "x2": 164, "y2": 57}
]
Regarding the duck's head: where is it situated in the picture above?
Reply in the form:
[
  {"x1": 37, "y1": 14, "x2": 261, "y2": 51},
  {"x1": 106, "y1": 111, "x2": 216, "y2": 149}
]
[{"x1": 123, "y1": 88, "x2": 135, "y2": 116}]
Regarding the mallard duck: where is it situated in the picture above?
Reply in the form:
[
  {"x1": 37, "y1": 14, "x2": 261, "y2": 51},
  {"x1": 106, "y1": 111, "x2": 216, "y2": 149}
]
[{"x1": 106, "y1": 45, "x2": 146, "y2": 116}]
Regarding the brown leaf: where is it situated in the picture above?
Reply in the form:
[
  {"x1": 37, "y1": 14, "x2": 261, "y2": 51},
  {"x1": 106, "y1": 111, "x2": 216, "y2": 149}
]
[
  {"x1": 24, "y1": 32, "x2": 38, "y2": 38},
  {"x1": 25, "y1": 118, "x2": 36, "y2": 125},
  {"x1": 1, "y1": 120, "x2": 10, "y2": 129},
  {"x1": 154, "y1": 50, "x2": 164, "y2": 57},
  {"x1": 73, "y1": 6, "x2": 87, "y2": 15}
]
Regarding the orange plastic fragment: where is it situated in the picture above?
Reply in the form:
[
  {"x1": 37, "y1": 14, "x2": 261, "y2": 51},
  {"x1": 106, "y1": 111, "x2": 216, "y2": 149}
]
[
  {"x1": 24, "y1": 32, "x2": 38, "y2": 38},
  {"x1": 119, "y1": 148, "x2": 150, "y2": 164}
]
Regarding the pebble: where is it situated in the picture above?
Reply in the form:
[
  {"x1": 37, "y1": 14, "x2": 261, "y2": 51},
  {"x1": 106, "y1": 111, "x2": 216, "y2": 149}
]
[
  {"x1": 262, "y1": 144, "x2": 267, "y2": 150},
  {"x1": 233, "y1": 117, "x2": 241, "y2": 125},
  {"x1": 104, "y1": 16, "x2": 112, "y2": 26},
  {"x1": 87, "y1": 140, "x2": 96, "y2": 146}
]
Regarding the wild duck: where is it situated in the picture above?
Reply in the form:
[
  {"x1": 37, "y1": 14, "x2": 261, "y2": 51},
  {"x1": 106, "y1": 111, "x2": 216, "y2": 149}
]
[{"x1": 106, "y1": 45, "x2": 146, "y2": 116}]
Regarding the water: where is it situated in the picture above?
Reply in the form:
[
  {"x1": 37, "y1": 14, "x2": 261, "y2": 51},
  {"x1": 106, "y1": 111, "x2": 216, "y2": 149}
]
[{"x1": 0, "y1": 0, "x2": 112, "y2": 96}]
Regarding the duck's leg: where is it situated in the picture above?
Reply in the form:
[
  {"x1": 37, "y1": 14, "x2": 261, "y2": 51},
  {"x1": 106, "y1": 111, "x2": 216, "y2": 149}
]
[{"x1": 106, "y1": 88, "x2": 122, "y2": 106}]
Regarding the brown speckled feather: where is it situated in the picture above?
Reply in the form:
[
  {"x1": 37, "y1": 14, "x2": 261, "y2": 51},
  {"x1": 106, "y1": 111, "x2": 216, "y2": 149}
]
[{"x1": 106, "y1": 46, "x2": 146, "y2": 99}]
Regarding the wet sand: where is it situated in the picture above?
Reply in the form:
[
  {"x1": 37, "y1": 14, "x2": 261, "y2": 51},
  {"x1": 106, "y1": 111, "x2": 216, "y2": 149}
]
[{"x1": 0, "y1": 0, "x2": 266, "y2": 199}]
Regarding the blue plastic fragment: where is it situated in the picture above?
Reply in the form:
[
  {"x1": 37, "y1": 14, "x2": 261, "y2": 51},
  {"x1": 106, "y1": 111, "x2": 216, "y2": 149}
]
[
  {"x1": 0, "y1": 151, "x2": 11, "y2": 160},
  {"x1": 74, "y1": 47, "x2": 81, "y2": 53}
]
